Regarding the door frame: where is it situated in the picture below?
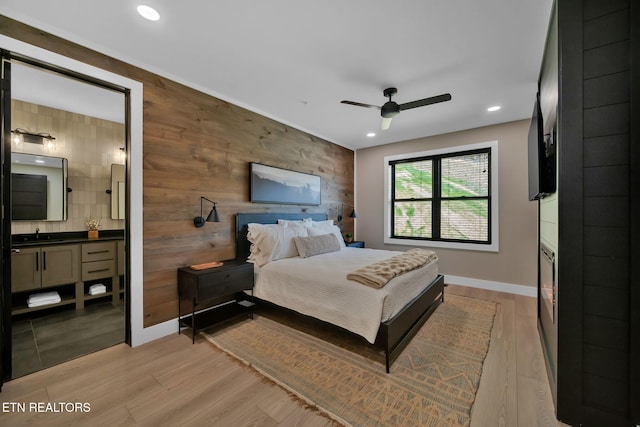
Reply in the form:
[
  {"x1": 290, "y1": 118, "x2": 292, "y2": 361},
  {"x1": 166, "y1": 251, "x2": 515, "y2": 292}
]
[
  {"x1": 1, "y1": 52, "x2": 13, "y2": 386},
  {"x1": 0, "y1": 35, "x2": 149, "y2": 349}
]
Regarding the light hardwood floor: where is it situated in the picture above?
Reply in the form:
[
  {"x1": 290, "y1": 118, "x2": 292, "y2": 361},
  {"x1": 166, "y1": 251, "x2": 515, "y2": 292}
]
[{"x1": 0, "y1": 286, "x2": 568, "y2": 426}]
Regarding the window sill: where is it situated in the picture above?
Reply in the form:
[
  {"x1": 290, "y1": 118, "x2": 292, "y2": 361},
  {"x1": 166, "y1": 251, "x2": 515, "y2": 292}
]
[{"x1": 384, "y1": 237, "x2": 499, "y2": 252}]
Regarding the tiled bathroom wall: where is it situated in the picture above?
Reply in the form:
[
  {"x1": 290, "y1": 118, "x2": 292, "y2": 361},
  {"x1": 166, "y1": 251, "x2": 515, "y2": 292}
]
[{"x1": 11, "y1": 100, "x2": 125, "y2": 234}]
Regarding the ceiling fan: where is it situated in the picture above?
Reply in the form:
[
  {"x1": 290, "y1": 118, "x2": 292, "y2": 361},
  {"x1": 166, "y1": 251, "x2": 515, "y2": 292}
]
[{"x1": 341, "y1": 88, "x2": 452, "y2": 130}]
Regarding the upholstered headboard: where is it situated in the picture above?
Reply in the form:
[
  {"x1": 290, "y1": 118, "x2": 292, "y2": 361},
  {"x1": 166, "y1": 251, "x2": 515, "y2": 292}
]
[{"x1": 235, "y1": 212, "x2": 328, "y2": 260}]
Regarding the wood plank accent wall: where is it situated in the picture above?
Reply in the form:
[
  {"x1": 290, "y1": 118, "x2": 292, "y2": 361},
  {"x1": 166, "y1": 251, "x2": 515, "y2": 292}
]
[
  {"x1": 0, "y1": 16, "x2": 355, "y2": 327},
  {"x1": 554, "y1": 1, "x2": 639, "y2": 425}
]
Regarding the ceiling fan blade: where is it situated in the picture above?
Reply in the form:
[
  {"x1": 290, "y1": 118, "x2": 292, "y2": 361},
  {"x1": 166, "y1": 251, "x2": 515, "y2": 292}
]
[
  {"x1": 381, "y1": 116, "x2": 393, "y2": 130},
  {"x1": 340, "y1": 100, "x2": 381, "y2": 109},
  {"x1": 399, "y1": 93, "x2": 452, "y2": 111}
]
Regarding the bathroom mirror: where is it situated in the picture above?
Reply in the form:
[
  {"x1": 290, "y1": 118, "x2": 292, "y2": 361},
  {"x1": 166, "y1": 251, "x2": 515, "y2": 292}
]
[
  {"x1": 11, "y1": 152, "x2": 68, "y2": 221},
  {"x1": 111, "y1": 164, "x2": 125, "y2": 220}
]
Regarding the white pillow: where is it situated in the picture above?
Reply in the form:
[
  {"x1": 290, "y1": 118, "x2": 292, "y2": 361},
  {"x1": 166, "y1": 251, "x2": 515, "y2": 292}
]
[
  {"x1": 277, "y1": 218, "x2": 312, "y2": 227},
  {"x1": 246, "y1": 224, "x2": 278, "y2": 265},
  {"x1": 307, "y1": 223, "x2": 346, "y2": 248},
  {"x1": 293, "y1": 234, "x2": 341, "y2": 258},
  {"x1": 309, "y1": 219, "x2": 334, "y2": 228},
  {"x1": 247, "y1": 223, "x2": 308, "y2": 266}
]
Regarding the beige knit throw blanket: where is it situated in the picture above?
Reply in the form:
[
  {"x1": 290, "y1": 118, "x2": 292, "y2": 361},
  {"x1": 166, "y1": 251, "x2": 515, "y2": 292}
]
[{"x1": 346, "y1": 248, "x2": 438, "y2": 289}]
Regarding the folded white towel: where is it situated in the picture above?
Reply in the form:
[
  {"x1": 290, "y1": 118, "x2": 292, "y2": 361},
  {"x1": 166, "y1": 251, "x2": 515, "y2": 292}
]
[
  {"x1": 27, "y1": 291, "x2": 60, "y2": 303},
  {"x1": 27, "y1": 291, "x2": 61, "y2": 307},
  {"x1": 88, "y1": 284, "x2": 107, "y2": 295}
]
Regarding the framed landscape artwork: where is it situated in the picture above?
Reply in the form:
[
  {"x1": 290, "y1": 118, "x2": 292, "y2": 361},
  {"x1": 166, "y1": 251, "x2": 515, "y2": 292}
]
[{"x1": 250, "y1": 162, "x2": 321, "y2": 205}]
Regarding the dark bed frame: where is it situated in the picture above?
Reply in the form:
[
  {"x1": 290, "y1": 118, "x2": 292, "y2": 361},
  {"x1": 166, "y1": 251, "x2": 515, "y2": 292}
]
[{"x1": 236, "y1": 212, "x2": 445, "y2": 373}]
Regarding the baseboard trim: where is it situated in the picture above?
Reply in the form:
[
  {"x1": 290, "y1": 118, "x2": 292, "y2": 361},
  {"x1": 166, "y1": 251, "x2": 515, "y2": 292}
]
[
  {"x1": 133, "y1": 319, "x2": 178, "y2": 347},
  {"x1": 445, "y1": 275, "x2": 537, "y2": 297}
]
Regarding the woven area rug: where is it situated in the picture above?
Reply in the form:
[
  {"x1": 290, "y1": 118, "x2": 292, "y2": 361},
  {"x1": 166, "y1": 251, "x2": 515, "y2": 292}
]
[{"x1": 202, "y1": 294, "x2": 496, "y2": 427}]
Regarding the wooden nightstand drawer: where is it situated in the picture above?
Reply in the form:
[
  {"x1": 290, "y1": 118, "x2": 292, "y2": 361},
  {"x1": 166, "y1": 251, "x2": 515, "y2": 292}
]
[{"x1": 197, "y1": 266, "x2": 253, "y2": 301}]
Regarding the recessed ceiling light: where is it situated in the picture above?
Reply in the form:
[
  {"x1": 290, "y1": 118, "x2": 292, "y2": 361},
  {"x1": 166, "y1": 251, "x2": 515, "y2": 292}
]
[
  {"x1": 487, "y1": 105, "x2": 501, "y2": 112},
  {"x1": 367, "y1": 132, "x2": 376, "y2": 137},
  {"x1": 137, "y1": 5, "x2": 160, "y2": 21}
]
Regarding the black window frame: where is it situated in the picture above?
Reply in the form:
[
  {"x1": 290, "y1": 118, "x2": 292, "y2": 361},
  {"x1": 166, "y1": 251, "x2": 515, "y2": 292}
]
[{"x1": 390, "y1": 147, "x2": 492, "y2": 245}]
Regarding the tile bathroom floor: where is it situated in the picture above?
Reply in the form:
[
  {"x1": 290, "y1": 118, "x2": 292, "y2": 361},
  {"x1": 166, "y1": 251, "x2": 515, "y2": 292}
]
[{"x1": 11, "y1": 300, "x2": 125, "y2": 379}]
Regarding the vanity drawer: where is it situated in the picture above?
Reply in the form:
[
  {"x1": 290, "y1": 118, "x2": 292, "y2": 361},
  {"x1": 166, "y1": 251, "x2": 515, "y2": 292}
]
[
  {"x1": 82, "y1": 260, "x2": 116, "y2": 281},
  {"x1": 82, "y1": 242, "x2": 116, "y2": 262}
]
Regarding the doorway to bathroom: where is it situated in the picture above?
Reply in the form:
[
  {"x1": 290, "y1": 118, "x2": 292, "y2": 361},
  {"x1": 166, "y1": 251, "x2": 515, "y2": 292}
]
[{"x1": 1, "y1": 52, "x2": 131, "y2": 380}]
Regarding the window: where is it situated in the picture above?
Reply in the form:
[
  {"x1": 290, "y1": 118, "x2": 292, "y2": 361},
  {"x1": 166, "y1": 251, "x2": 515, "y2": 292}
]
[{"x1": 384, "y1": 141, "x2": 499, "y2": 252}]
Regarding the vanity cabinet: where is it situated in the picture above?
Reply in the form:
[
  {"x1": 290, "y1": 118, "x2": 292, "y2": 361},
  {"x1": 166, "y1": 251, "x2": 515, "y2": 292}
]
[
  {"x1": 11, "y1": 245, "x2": 80, "y2": 292},
  {"x1": 79, "y1": 241, "x2": 119, "y2": 308},
  {"x1": 11, "y1": 238, "x2": 124, "y2": 315}
]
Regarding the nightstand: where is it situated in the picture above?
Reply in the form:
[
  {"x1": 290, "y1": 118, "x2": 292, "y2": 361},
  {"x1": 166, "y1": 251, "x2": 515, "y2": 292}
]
[
  {"x1": 178, "y1": 259, "x2": 254, "y2": 343},
  {"x1": 345, "y1": 240, "x2": 365, "y2": 248}
]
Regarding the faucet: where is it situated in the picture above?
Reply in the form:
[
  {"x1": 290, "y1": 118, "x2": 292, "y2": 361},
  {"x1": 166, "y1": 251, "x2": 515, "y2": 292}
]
[{"x1": 35, "y1": 227, "x2": 40, "y2": 240}]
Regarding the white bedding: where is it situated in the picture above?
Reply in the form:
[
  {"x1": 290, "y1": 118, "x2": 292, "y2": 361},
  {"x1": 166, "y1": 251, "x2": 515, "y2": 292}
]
[{"x1": 252, "y1": 247, "x2": 439, "y2": 343}]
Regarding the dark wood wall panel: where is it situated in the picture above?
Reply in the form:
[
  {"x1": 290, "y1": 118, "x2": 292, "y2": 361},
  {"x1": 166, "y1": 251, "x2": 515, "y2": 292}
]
[
  {"x1": 583, "y1": 134, "x2": 630, "y2": 166},
  {"x1": 630, "y1": 0, "x2": 640, "y2": 419},
  {"x1": 583, "y1": 315, "x2": 628, "y2": 350},
  {"x1": 584, "y1": 9, "x2": 629, "y2": 48},
  {"x1": 582, "y1": 373, "x2": 628, "y2": 414},
  {"x1": 583, "y1": 345, "x2": 628, "y2": 381},
  {"x1": 584, "y1": 0, "x2": 628, "y2": 19},
  {"x1": 584, "y1": 41, "x2": 631, "y2": 78},
  {"x1": 583, "y1": 72, "x2": 629, "y2": 107},
  {"x1": 0, "y1": 16, "x2": 354, "y2": 327},
  {"x1": 580, "y1": 1, "x2": 631, "y2": 420},
  {"x1": 583, "y1": 226, "x2": 629, "y2": 256},
  {"x1": 583, "y1": 104, "x2": 630, "y2": 137},
  {"x1": 583, "y1": 165, "x2": 630, "y2": 196},
  {"x1": 583, "y1": 256, "x2": 629, "y2": 286},
  {"x1": 584, "y1": 197, "x2": 629, "y2": 226},
  {"x1": 555, "y1": 0, "x2": 637, "y2": 424},
  {"x1": 579, "y1": 8, "x2": 631, "y2": 418},
  {"x1": 584, "y1": 286, "x2": 628, "y2": 319}
]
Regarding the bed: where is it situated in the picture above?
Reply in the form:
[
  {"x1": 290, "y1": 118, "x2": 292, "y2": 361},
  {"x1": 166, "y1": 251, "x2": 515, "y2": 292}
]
[{"x1": 236, "y1": 212, "x2": 445, "y2": 372}]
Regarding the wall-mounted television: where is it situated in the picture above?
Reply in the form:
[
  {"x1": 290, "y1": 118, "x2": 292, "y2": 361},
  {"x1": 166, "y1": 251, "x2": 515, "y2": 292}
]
[{"x1": 528, "y1": 93, "x2": 556, "y2": 200}]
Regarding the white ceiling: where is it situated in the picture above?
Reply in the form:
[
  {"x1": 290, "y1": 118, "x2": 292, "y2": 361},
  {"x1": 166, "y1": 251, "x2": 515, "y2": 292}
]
[
  {"x1": 11, "y1": 62, "x2": 126, "y2": 124},
  {"x1": 0, "y1": 0, "x2": 553, "y2": 150}
]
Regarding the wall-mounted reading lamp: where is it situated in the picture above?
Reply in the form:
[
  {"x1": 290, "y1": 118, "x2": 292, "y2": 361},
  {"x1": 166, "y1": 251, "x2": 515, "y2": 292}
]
[
  {"x1": 12, "y1": 128, "x2": 56, "y2": 146},
  {"x1": 337, "y1": 204, "x2": 357, "y2": 222},
  {"x1": 193, "y1": 196, "x2": 221, "y2": 228}
]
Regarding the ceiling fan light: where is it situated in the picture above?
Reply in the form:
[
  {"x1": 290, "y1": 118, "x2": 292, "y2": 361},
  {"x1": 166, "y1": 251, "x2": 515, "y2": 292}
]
[
  {"x1": 381, "y1": 102, "x2": 400, "y2": 118},
  {"x1": 342, "y1": 87, "x2": 451, "y2": 132}
]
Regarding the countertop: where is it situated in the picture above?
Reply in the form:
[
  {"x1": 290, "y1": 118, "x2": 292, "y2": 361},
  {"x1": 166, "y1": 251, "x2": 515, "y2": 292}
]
[{"x1": 12, "y1": 230, "x2": 124, "y2": 248}]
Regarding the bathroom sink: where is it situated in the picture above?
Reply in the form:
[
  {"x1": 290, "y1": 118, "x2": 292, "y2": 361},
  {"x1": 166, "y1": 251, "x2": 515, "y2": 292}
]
[{"x1": 13, "y1": 237, "x2": 65, "y2": 245}]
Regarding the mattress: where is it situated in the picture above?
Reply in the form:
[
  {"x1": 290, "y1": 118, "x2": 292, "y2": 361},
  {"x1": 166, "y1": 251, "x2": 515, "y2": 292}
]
[{"x1": 252, "y1": 247, "x2": 439, "y2": 343}]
